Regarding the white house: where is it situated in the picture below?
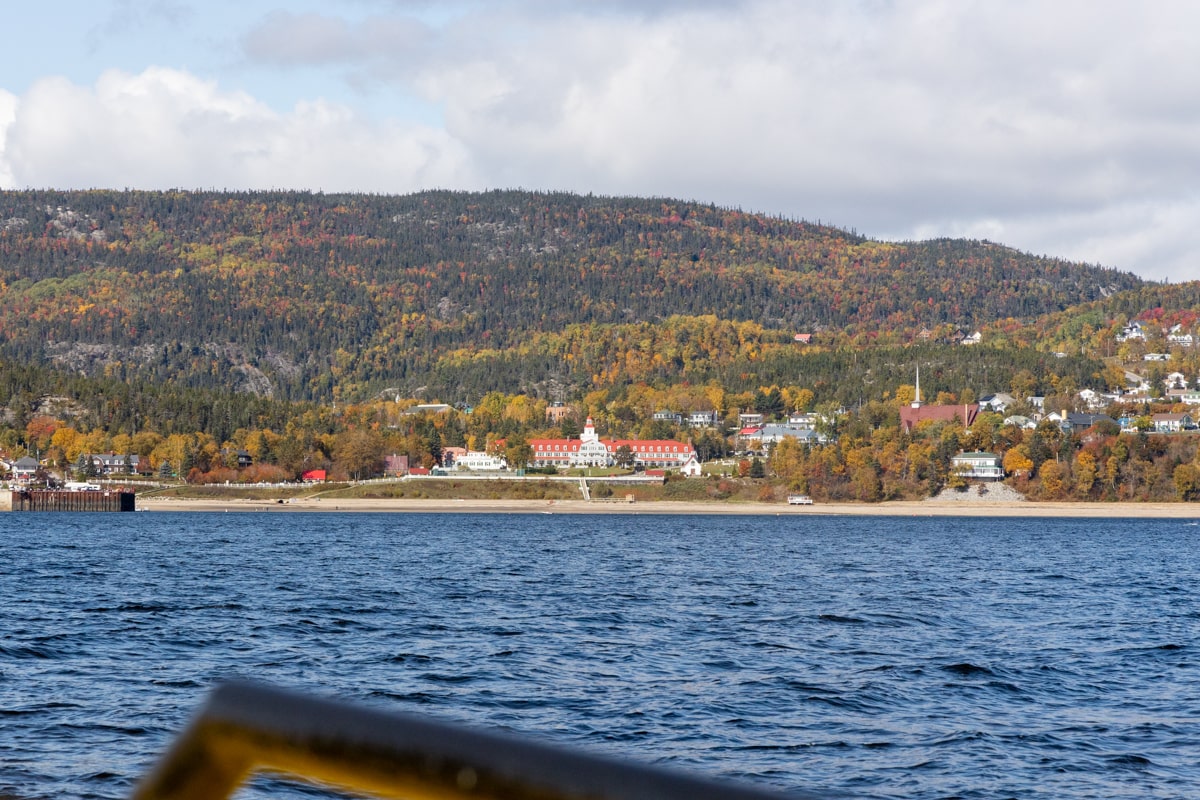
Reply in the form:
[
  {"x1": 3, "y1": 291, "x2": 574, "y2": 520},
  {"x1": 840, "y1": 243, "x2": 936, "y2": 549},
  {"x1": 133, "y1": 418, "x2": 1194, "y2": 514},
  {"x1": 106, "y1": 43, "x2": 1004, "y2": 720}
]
[
  {"x1": 980, "y1": 392, "x2": 1016, "y2": 412},
  {"x1": 1076, "y1": 389, "x2": 1112, "y2": 411},
  {"x1": 1168, "y1": 332, "x2": 1195, "y2": 347},
  {"x1": 1152, "y1": 413, "x2": 1194, "y2": 432},
  {"x1": 1164, "y1": 372, "x2": 1189, "y2": 390},
  {"x1": 1117, "y1": 321, "x2": 1146, "y2": 341},
  {"x1": 454, "y1": 451, "x2": 508, "y2": 471},
  {"x1": 951, "y1": 452, "x2": 1004, "y2": 480},
  {"x1": 9, "y1": 456, "x2": 40, "y2": 483}
]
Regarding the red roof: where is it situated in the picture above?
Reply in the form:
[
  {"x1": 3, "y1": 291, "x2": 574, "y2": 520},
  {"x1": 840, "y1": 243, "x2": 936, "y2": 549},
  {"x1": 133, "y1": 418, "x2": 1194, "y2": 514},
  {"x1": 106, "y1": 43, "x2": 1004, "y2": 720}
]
[
  {"x1": 528, "y1": 438, "x2": 695, "y2": 460},
  {"x1": 529, "y1": 439, "x2": 583, "y2": 452},
  {"x1": 301, "y1": 469, "x2": 326, "y2": 482},
  {"x1": 900, "y1": 404, "x2": 979, "y2": 433},
  {"x1": 610, "y1": 439, "x2": 695, "y2": 453}
]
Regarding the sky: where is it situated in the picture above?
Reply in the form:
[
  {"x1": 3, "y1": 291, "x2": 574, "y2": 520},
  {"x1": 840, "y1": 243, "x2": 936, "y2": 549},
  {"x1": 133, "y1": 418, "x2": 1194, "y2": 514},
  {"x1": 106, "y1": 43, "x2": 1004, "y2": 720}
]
[{"x1": 1, "y1": 0, "x2": 1198, "y2": 283}]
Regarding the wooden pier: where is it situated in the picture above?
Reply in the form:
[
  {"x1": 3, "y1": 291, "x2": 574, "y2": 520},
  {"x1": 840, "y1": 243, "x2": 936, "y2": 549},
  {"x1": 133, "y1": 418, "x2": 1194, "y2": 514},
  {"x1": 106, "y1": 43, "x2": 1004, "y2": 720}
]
[{"x1": 8, "y1": 489, "x2": 136, "y2": 512}]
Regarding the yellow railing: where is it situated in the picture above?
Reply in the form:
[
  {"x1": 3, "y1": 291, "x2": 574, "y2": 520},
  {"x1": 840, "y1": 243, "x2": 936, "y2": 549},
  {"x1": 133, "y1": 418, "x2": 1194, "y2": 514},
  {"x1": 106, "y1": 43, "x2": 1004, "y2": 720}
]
[{"x1": 131, "y1": 682, "x2": 821, "y2": 800}]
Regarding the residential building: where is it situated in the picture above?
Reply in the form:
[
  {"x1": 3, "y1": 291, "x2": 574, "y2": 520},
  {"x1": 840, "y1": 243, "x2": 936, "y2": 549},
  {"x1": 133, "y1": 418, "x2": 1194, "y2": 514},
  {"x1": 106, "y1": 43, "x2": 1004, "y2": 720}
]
[
  {"x1": 454, "y1": 451, "x2": 508, "y2": 471},
  {"x1": 1064, "y1": 413, "x2": 1116, "y2": 433},
  {"x1": 383, "y1": 454, "x2": 410, "y2": 476},
  {"x1": 747, "y1": 425, "x2": 826, "y2": 447},
  {"x1": 10, "y1": 456, "x2": 40, "y2": 483},
  {"x1": 1117, "y1": 321, "x2": 1146, "y2": 341},
  {"x1": 1152, "y1": 413, "x2": 1194, "y2": 432},
  {"x1": 404, "y1": 403, "x2": 453, "y2": 415},
  {"x1": 1164, "y1": 372, "x2": 1189, "y2": 390},
  {"x1": 85, "y1": 453, "x2": 142, "y2": 475},
  {"x1": 1168, "y1": 331, "x2": 1195, "y2": 347},
  {"x1": 545, "y1": 403, "x2": 572, "y2": 424},
  {"x1": 979, "y1": 393, "x2": 1016, "y2": 413},
  {"x1": 951, "y1": 452, "x2": 1004, "y2": 480},
  {"x1": 219, "y1": 449, "x2": 253, "y2": 468}
]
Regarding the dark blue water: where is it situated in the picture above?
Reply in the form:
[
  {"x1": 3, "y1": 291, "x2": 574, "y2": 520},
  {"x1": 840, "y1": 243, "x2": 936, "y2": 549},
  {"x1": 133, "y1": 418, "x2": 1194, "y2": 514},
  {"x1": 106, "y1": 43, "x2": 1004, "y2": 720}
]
[{"x1": 1, "y1": 512, "x2": 1198, "y2": 799}]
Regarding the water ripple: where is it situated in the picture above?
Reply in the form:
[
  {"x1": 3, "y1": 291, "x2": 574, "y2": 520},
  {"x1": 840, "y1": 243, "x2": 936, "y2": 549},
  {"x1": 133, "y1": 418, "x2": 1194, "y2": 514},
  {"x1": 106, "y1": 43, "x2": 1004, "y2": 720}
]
[{"x1": 2, "y1": 512, "x2": 1198, "y2": 800}]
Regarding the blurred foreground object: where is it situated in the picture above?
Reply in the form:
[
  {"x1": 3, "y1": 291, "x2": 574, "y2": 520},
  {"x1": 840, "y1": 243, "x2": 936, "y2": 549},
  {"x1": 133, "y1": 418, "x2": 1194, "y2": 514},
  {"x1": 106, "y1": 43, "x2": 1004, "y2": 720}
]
[{"x1": 131, "y1": 682, "x2": 828, "y2": 800}]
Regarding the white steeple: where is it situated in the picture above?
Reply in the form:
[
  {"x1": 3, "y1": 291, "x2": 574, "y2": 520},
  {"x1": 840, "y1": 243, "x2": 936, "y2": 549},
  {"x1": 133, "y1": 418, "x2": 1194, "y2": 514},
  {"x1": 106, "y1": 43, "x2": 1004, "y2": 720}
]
[{"x1": 912, "y1": 366, "x2": 923, "y2": 408}]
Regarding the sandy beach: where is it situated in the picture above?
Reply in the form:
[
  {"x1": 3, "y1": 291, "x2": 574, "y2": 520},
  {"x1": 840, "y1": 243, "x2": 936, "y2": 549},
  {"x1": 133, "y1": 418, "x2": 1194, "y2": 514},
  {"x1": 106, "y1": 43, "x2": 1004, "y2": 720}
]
[{"x1": 135, "y1": 496, "x2": 1200, "y2": 518}]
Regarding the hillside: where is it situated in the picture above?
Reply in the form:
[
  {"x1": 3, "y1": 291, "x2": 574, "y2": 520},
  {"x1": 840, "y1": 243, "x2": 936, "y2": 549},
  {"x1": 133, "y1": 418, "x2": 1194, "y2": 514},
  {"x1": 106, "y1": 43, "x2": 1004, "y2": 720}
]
[{"x1": 0, "y1": 189, "x2": 1144, "y2": 402}]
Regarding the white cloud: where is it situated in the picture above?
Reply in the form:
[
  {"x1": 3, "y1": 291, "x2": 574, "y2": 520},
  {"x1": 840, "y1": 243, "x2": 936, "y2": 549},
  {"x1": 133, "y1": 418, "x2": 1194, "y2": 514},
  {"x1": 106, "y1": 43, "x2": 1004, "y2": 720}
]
[
  {"x1": 400, "y1": 0, "x2": 1200, "y2": 280},
  {"x1": 0, "y1": 89, "x2": 16, "y2": 189},
  {"x1": 1, "y1": 67, "x2": 475, "y2": 192}
]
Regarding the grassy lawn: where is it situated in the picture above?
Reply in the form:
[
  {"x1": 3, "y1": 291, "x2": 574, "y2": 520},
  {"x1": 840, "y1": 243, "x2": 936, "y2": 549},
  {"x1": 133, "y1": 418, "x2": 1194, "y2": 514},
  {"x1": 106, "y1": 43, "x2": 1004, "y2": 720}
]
[
  {"x1": 330, "y1": 479, "x2": 582, "y2": 501},
  {"x1": 144, "y1": 484, "x2": 329, "y2": 501},
  {"x1": 141, "y1": 475, "x2": 788, "y2": 504}
]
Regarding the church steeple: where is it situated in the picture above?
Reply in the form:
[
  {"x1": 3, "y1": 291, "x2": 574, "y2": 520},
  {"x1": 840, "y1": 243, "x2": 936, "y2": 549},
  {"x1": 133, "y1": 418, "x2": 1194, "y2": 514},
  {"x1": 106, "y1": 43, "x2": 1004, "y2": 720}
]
[{"x1": 911, "y1": 366, "x2": 923, "y2": 408}]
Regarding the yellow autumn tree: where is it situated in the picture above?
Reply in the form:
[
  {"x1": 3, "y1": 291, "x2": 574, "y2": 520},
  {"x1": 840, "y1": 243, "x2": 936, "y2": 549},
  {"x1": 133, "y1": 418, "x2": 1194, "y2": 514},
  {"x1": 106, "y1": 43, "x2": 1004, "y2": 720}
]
[
  {"x1": 1074, "y1": 451, "x2": 1098, "y2": 496},
  {"x1": 1038, "y1": 460, "x2": 1067, "y2": 500},
  {"x1": 1003, "y1": 445, "x2": 1034, "y2": 477}
]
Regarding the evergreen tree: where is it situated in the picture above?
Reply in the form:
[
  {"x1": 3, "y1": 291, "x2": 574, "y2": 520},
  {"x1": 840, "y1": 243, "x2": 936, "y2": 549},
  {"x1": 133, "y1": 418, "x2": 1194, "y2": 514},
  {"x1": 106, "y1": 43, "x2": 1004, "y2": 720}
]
[{"x1": 614, "y1": 444, "x2": 635, "y2": 469}]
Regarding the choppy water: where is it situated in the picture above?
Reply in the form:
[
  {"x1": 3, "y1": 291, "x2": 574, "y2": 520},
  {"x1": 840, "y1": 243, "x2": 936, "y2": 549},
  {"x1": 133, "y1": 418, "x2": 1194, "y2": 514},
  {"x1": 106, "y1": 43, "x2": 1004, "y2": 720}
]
[{"x1": 1, "y1": 512, "x2": 1198, "y2": 799}]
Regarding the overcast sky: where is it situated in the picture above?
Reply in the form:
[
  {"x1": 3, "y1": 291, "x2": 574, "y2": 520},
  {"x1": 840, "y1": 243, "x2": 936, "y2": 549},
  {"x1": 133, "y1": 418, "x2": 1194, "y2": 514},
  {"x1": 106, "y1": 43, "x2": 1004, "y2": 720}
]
[{"x1": 1, "y1": 1, "x2": 1198, "y2": 282}]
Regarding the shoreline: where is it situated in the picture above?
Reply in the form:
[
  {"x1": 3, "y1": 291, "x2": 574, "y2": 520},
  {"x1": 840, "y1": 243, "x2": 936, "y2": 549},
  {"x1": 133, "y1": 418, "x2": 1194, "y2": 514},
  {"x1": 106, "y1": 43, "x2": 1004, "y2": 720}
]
[{"x1": 135, "y1": 496, "x2": 1200, "y2": 518}]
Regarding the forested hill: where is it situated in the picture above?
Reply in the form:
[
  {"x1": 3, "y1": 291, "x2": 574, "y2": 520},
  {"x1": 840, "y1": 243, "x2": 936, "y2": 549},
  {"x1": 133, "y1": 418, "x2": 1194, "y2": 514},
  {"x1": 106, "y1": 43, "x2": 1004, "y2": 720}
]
[{"x1": 0, "y1": 189, "x2": 1143, "y2": 402}]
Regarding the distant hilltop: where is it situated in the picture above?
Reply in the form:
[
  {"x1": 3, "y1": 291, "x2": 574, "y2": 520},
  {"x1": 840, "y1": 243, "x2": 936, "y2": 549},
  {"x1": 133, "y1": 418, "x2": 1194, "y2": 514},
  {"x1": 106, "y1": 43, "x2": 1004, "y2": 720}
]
[{"x1": 0, "y1": 188, "x2": 1146, "y2": 403}]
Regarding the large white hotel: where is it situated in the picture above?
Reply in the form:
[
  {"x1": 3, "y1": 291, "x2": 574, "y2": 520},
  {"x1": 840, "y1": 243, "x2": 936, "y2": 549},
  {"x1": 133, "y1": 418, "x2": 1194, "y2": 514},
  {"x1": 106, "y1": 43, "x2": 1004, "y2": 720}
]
[{"x1": 529, "y1": 418, "x2": 701, "y2": 474}]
